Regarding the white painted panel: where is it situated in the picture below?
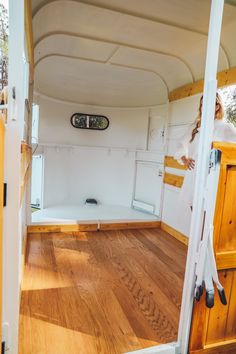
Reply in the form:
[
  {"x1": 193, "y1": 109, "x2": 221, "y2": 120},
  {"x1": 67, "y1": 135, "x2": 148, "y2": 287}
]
[
  {"x1": 165, "y1": 167, "x2": 186, "y2": 177},
  {"x1": 168, "y1": 94, "x2": 201, "y2": 126},
  {"x1": 35, "y1": 55, "x2": 167, "y2": 107},
  {"x1": 31, "y1": 155, "x2": 43, "y2": 207},
  {"x1": 43, "y1": 146, "x2": 136, "y2": 208},
  {"x1": 37, "y1": 97, "x2": 165, "y2": 211},
  {"x1": 136, "y1": 151, "x2": 164, "y2": 163},
  {"x1": 4, "y1": 0, "x2": 26, "y2": 352},
  {"x1": 35, "y1": 35, "x2": 118, "y2": 64},
  {"x1": 110, "y1": 46, "x2": 191, "y2": 91},
  {"x1": 37, "y1": 96, "x2": 149, "y2": 149},
  {"x1": 32, "y1": 204, "x2": 158, "y2": 223},
  {"x1": 148, "y1": 105, "x2": 168, "y2": 151},
  {"x1": 132, "y1": 200, "x2": 155, "y2": 214},
  {"x1": 134, "y1": 161, "x2": 163, "y2": 216},
  {"x1": 162, "y1": 95, "x2": 200, "y2": 235},
  {"x1": 43, "y1": 147, "x2": 72, "y2": 207},
  {"x1": 148, "y1": 116, "x2": 165, "y2": 151},
  {"x1": 33, "y1": 1, "x2": 228, "y2": 82},
  {"x1": 32, "y1": 104, "x2": 39, "y2": 144},
  {"x1": 162, "y1": 181, "x2": 191, "y2": 237}
]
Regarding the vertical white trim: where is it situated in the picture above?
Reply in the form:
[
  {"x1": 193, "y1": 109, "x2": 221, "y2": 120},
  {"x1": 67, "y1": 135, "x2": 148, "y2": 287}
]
[
  {"x1": 3, "y1": 0, "x2": 26, "y2": 353},
  {"x1": 146, "y1": 108, "x2": 151, "y2": 150},
  {"x1": 159, "y1": 99, "x2": 170, "y2": 220},
  {"x1": 177, "y1": 1, "x2": 225, "y2": 354},
  {"x1": 40, "y1": 154, "x2": 45, "y2": 210}
]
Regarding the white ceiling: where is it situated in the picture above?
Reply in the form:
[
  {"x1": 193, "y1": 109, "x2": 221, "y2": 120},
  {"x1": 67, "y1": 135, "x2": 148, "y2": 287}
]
[{"x1": 32, "y1": 0, "x2": 236, "y2": 107}]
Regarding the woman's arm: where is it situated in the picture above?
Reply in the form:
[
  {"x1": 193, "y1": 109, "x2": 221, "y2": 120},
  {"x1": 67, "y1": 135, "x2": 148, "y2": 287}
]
[
  {"x1": 181, "y1": 156, "x2": 195, "y2": 170},
  {"x1": 174, "y1": 124, "x2": 195, "y2": 169}
]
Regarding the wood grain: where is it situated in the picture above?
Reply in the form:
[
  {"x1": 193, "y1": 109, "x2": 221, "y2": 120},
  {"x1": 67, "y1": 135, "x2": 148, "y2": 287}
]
[
  {"x1": 189, "y1": 142, "x2": 236, "y2": 354},
  {"x1": 169, "y1": 66, "x2": 236, "y2": 102},
  {"x1": 163, "y1": 172, "x2": 184, "y2": 188},
  {"x1": 25, "y1": 0, "x2": 34, "y2": 82},
  {"x1": 217, "y1": 166, "x2": 236, "y2": 252},
  {"x1": 206, "y1": 271, "x2": 234, "y2": 345},
  {"x1": 161, "y1": 222, "x2": 188, "y2": 246},
  {"x1": 213, "y1": 142, "x2": 236, "y2": 165},
  {"x1": 216, "y1": 251, "x2": 236, "y2": 270},
  {"x1": 99, "y1": 221, "x2": 161, "y2": 231},
  {"x1": 19, "y1": 228, "x2": 187, "y2": 354},
  {"x1": 20, "y1": 142, "x2": 32, "y2": 205},
  {"x1": 225, "y1": 272, "x2": 236, "y2": 340},
  {"x1": 27, "y1": 223, "x2": 98, "y2": 233},
  {"x1": 164, "y1": 156, "x2": 187, "y2": 170},
  {"x1": 27, "y1": 221, "x2": 161, "y2": 233}
]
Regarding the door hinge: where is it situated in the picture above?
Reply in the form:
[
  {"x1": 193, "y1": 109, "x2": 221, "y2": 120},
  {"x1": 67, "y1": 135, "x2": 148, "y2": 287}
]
[{"x1": 3, "y1": 183, "x2": 7, "y2": 207}]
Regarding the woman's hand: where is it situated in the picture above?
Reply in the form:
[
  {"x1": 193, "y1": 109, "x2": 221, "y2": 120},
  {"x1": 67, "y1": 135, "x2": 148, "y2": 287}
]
[{"x1": 181, "y1": 156, "x2": 195, "y2": 170}]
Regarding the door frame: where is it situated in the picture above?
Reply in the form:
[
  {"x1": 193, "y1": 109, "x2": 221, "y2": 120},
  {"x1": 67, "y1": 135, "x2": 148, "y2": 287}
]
[{"x1": 0, "y1": 112, "x2": 5, "y2": 351}]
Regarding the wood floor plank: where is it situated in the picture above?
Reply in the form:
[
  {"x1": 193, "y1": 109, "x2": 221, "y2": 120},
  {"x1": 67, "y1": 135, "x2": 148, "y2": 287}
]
[
  {"x1": 87, "y1": 232, "x2": 177, "y2": 341},
  {"x1": 19, "y1": 228, "x2": 187, "y2": 354},
  {"x1": 139, "y1": 228, "x2": 187, "y2": 271},
  {"x1": 102, "y1": 230, "x2": 182, "y2": 319}
]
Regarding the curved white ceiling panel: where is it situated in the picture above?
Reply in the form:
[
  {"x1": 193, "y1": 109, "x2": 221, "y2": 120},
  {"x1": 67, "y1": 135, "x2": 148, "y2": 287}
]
[
  {"x1": 32, "y1": 0, "x2": 236, "y2": 106},
  {"x1": 109, "y1": 47, "x2": 193, "y2": 92},
  {"x1": 71, "y1": 0, "x2": 212, "y2": 33},
  {"x1": 32, "y1": 0, "x2": 211, "y2": 33},
  {"x1": 34, "y1": 34, "x2": 118, "y2": 65},
  {"x1": 35, "y1": 56, "x2": 168, "y2": 107},
  {"x1": 32, "y1": 0, "x2": 236, "y2": 37},
  {"x1": 35, "y1": 34, "x2": 193, "y2": 91},
  {"x1": 33, "y1": 1, "x2": 228, "y2": 81}
]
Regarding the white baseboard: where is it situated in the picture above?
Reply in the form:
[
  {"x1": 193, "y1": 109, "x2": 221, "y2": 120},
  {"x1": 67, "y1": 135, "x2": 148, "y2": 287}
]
[
  {"x1": 124, "y1": 342, "x2": 178, "y2": 354},
  {"x1": 132, "y1": 200, "x2": 155, "y2": 213}
]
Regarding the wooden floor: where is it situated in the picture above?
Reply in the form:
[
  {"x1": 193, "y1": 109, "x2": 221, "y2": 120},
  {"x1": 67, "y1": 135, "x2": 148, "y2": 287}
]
[{"x1": 19, "y1": 228, "x2": 187, "y2": 354}]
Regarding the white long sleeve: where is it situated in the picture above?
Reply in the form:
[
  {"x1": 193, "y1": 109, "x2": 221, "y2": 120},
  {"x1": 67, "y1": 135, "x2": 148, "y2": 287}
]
[
  {"x1": 174, "y1": 124, "x2": 194, "y2": 164},
  {"x1": 214, "y1": 120, "x2": 236, "y2": 142}
]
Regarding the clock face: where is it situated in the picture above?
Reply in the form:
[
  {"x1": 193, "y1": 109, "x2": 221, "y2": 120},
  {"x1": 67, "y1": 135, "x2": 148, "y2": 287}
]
[{"x1": 71, "y1": 113, "x2": 109, "y2": 130}]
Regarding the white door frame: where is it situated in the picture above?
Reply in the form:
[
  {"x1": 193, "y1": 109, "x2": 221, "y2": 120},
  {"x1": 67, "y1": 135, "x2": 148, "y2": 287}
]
[{"x1": 3, "y1": 0, "x2": 26, "y2": 353}]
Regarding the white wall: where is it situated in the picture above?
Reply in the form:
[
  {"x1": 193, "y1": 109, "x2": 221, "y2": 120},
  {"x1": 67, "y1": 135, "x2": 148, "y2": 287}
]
[
  {"x1": 37, "y1": 96, "x2": 149, "y2": 149},
  {"x1": 42, "y1": 147, "x2": 136, "y2": 208},
  {"x1": 36, "y1": 94, "x2": 204, "y2": 233},
  {"x1": 162, "y1": 94, "x2": 201, "y2": 236},
  {"x1": 148, "y1": 105, "x2": 167, "y2": 151},
  {"x1": 35, "y1": 96, "x2": 167, "y2": 210}
]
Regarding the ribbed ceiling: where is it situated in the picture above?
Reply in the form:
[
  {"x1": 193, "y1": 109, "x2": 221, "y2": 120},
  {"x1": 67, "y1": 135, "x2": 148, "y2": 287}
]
[{"x1": 32, "y1": 0, "x2": 236, "y2": 107}]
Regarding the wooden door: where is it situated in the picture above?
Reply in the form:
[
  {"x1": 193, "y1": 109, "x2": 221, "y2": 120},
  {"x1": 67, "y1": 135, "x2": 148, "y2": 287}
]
[
  {"x1": 189, "y1": 142, "x2": 236, "y2": 354},
  {"x1": 0, "y1": 114, "x2": 4, "y2": 347}
]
